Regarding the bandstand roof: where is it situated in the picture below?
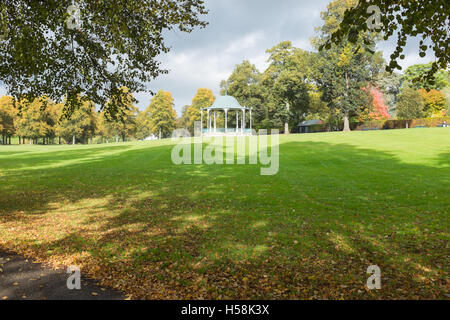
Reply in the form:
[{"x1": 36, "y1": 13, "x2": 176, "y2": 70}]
[{"x1": 202, "y1": 95, "x2": 250, "y2": 111}]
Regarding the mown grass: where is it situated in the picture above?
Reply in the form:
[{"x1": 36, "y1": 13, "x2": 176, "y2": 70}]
[{"x1": 0, "y1": 128, "x2": 449, "y2": 299}]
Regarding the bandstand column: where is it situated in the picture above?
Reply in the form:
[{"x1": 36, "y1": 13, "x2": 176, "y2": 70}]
[
  {"x1": 250, "y1": 109, "x2": 252, "y2": 131},
  {"x1": 214, "y1": 112, "x2": 216, "y2": 133},
  {"x1": 207, "y1": 110, "x2": 210, "y2": 133},
  {"x1": 242, "y1": 110, "x2": 245, "y2": 133},
  {"x1": 236, "y1": 112, "x2": 239, "y2": 133},
  {"x1": 200, "y1": 109, "x2": 203, "y2": 134},
  {"x1": 225, "y1": 109, "x2": 228, "y2": 132}
]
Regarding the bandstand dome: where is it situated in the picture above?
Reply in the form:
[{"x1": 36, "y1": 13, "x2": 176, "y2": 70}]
[{"x1": 204, "y1": 95, "x2": 249, "y2": 110}]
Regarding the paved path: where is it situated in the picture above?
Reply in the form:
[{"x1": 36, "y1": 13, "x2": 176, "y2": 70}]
[{"x1": 0, "y1": 250, "x2": 125, "y2": 300}]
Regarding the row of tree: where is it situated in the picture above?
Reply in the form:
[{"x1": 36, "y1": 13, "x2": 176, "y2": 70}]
[
  {"x1": 177, "y1": 0, "x2": 449, "y2": 133},
  {"x1": 0, "y1": 89, "x2": 178, "y2": 145}
]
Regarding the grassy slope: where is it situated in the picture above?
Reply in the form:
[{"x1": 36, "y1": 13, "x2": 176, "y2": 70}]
[{"x1": 0, "y1": 128, "x2": 449, "y2": 299}]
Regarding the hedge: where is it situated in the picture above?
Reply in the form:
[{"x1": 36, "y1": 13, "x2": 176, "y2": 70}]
[{"x1": 355, "y1": 116, "x2": 450, "y2": 130}]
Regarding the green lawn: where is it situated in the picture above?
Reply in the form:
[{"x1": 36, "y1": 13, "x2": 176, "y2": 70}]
[{"x1": 0, "y1": 128, "x2": 448, "y2": 299}]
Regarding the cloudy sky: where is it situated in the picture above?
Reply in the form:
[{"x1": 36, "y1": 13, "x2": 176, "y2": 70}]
[
  {"x1": 139, "y1": 0, "x2": 434, "y2": 115},
  {"x1": 0, "y1": 0, "x2": 435, "y2": 115}
]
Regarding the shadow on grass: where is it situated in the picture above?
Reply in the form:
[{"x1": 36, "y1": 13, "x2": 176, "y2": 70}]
[{"x1": 0, "y1": 141, "x2": 448, "y2": 299}]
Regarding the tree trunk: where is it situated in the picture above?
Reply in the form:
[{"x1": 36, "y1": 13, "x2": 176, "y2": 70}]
[
  {"x1": 343, "y1": 113, "x2": 351, "y2": 132},
  {"x1": 9, "y1": 136, "x2": 11, "y2": 145},
  {"x1": 159, "y1": 129, "x2": 162, "y2": 140},
  {"x1": 115, "y1": 135, "x2": 119, "y2": 143},
  {"x1": 59, "y1": 137, "x2": 61, "y2": 144},
  {"x1": 285, "y1": 101, "x2": 290, "y2": 134},
  {"x1": 72, "y1": 135, "x2": 76, "y2": 145},
  {"x1": 343, "y1": 72, "x2": 351, "y2": 132},
  {"x1": 406, "y1": 122, "x2": 409, "y2": 129}
]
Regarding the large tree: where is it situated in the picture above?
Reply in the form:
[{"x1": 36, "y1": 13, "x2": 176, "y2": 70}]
[
  {"x1": 313, "y1": 0, "x2": 383, "y2": 131},
  {"x1": 396, "y1": 88, "x2": 425, "y2": 127},
  {"x1": 0, "y1": 0, "x2": 208, "y2": 118},
  {"x1": 322, "y1": 0, "x2": 449, "y2": 83},
  {"x1": 262, "y1": 41, "x2": 312, "y2": 133},
  {"x1": 145, "y1": 90, "x2": 176, "y2": 139},
  {"x1": 220, "y1": 61, "x2": 265, "y2": 128}
]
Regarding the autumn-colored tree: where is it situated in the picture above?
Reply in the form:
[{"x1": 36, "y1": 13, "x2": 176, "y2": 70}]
[
  {"x1": 145, "y1": 90, "x2": 177, "y2": 139},
  {"x1": 376, "y1": 72, "x2": 402, "y2": 116},
  {"x1": 135, "y1": 110, "x2": 152, "y2": 140},
  {"x1": 15, "y1": 97, "x2": 57, "y2": 144},
  {"x1": 186, "y1": 88, "x2": 215, "y2": 133},
  {"x1": 56, "y1": 98, "x2": 97, "y2": 144},
  {"x1": 396, "y1": 88, "x2": 425, "y2": 128},
  {"x1": 418, "y1": 89, "x2": 446, "y2": 117},
  {"x1": 0, "y1": 96, "x2": 16, "y2": 144},
  {"x1": 443, "y1": 87, "x2": 450, "y2": 116},
  {"x1": 360, "y1": 86, "x2": 390, "y2": 121}
]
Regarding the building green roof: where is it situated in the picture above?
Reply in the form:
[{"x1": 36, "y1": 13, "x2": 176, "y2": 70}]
[{"x1": 298, "y1": 119, "x2": 324, "y2": 126}]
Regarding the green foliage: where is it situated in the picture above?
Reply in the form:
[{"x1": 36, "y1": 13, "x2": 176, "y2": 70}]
[
  {"x1": 376, "y1": 72, "x2": 402, "y2": 116},
  {"x1": 262, "y1": 41, "x2": 312, "y2": 132},
  {"x1": 0, "y1": 0, "x2": 208, "y2": 118},
  {"x1": 103, "y1": 88, "x2": 138, "y2": 142},
  {"x1": 220, "y1": 61, "x2": 265, "y2": 125},
  {"x1": 57, "y1": 98, "x2": 97, "y2": 144},
  {"x1": 396, "y1": 88, "x2": 425, "y2": 120},
  {"x1": 402, "y1": 63, "x2": 450, "y2": 90},
  {"x1": 323, "y1": 0, "x2": 449, "y2": 82}
]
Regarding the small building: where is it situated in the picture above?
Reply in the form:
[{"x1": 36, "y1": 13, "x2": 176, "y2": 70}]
[{"x1": 298, "y1": 119, "x2": 325, "y2": 134}]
